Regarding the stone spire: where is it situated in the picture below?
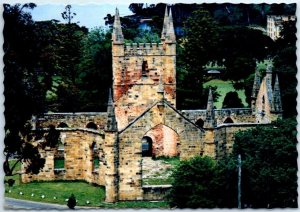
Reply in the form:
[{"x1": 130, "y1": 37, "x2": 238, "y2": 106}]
[
  {"x1": 251, "y1": 68, "x2": 261, "y2": 114},
  {"x1": 112, "y1": 8, "x2": 124, "y2": 43},
  {"x1": 106, "y1": 88, "x2": 118, "y2": 132},
  {"x1": 251, "y1": 69, "x2": 261, "y2": 99},
  {"x1": 204, "y1": 88, "x2": 216, "y2": 128},
  {"x1": 167, "y1": 7, "x2": 176, "y2": 42},
  {"x1": 271, "y1": 74, "x2": 282, "y2": 112},
  {"x1": 161, "y1": 5, "x2": 169, "y2": 40},
  {"x1": 161, "y1": 6, "x2": 176, "y2": 42}
]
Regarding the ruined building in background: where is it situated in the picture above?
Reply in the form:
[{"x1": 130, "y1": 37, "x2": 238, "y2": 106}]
[
  {"x1": 267, "y1": 15, "x2": 296, "y2": 40},
  {"x1": 22, "y1": 7, "x2": 283, "y2": 202}
]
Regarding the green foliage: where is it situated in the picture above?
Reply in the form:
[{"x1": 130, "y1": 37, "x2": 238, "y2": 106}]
[
  {"x1": 169, "y1": 118, "x2": 297, "y2": 208},
  {"x1": 132, "y1": 30, "x2": 160, "y2": 43},
  {"x1": 61, "y1": 5, "x2": 76, "y2": 24},
  {"x1": 222, "y1": 91, "x2": 244, "y2": 108},
  {"x1": 203, "y1": 79, "x2": 247, "y2": 108},
  {"x1": 233, "y1": 118, "x2": 297, "y2": 208},
  {"x1": 273, "y1": 20, "x2": 297, "y2": 117},
  {"x1": 76, "y1": 27, "x2": 112, "y2": 111},
  {"x1": 168, "y1": 156, "x2": 222, "y2": 208},
  {"x1": 177, "y1": 10, "x2": 219, "y2": 109},
  {"x1": 7, "y1": 179, "x2": 16, "y2": 187},
  {"x1": 218, "y1": 26, "x2": 274, "y2": 82}
]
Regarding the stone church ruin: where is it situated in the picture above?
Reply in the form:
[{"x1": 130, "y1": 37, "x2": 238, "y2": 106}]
[{"x1": 21, "y1": 7, "x2": 282, "y2": 202}]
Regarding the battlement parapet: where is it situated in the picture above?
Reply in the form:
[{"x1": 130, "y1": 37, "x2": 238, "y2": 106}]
[{"x1": 124, "y1": 42, "x2": 165, "y2": 56}]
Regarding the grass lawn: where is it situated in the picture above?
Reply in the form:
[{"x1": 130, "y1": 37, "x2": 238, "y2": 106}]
[
  {"x1": 143, "y1": 156, "x2": 180, "y2": 186},
  {"x1": 203, "y1": 79, "x2": 248, "y2": 109},
  {"x1": 4, "y1": 160, "x2": 169, "y2": 208},
  {"x1": 256, "y1": 59, "x2": 273, "y2": 70}
]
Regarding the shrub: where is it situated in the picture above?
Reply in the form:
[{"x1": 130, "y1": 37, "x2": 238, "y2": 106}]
[
  {"x1": 222, "y1": 91, "x2": 243, "y2": 108},
  {"x1": 7, "y1": 179, "x2": 15, "y2": 187},
  {"x1": 67, "y1": 194, "x2": 76, "y2": 209}
]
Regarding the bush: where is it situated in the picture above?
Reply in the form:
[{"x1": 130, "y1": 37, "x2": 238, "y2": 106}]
[
  {"x1": 67, "y1": 194, "x2": 76, "y2": 209},
  {"x1": 7, "y1": 179, "x2": 15, "y2": 187},
  {"x1": 222, "y1": 91, "x2": 244, "y2": 108},
  {"x1": 167, "y1": 156, "x2": 221, "y2": 208}
]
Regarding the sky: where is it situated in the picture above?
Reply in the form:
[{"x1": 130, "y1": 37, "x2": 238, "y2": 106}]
[{"x1": 29, "y1": 4, "x2": 133, "y2": 29}]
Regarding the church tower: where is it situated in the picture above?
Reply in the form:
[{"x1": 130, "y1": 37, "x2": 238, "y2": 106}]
[{"x1": 112, "y1": 6, "x2": 176, "y2": 129}]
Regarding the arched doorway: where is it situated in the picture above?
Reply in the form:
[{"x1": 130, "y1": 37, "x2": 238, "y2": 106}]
[
  {"x1": 141, "y1": 124, "x2": 180, "y2": 186},
  {"x1": 195, "y1": 118, "x2": 204, "y2": 128},
  {"x1": 86, "y1": 122, "x2": 98, "y2": 130},
  {"x1": 141, "y1": 136, "x2": 152, "y2": 157},
  {"x1": 143, "y1": 124, "x2": 180, "y2": 158}
]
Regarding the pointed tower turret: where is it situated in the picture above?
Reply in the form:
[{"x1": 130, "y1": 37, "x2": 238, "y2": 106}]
[
  {"x1": 112, "y1": 8, "x2": 124, "y2": 43},
  {"x1": 161, "y1": 6, "x2": 176, "y2": 43},
  {"x1": 265, "y1": 64, "x2": 273, "y2": 87},
  {"x1": 167, "y1": 8, "x2": 176, "y2": 42},
  {"x1": 104, "y1": 88, "x2": 119, "y2": 202},
  {"x1": 204, "y1": 88, "x2": 216, "y2": 128},
  {"x1": 106, "y1": 88, "x2": 118, "y2": 132},
  {"x1": 271, "y1": 74, "x2": 282, "y2": 113},
  {"x1": 161, "y1": 5, "x2": 169, "y2": 41},
  {"x1": 251, "y1": 69, "x2": 261, "y2": 114}
]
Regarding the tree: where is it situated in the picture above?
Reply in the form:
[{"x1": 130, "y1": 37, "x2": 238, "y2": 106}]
[
  {"x1": 233, "y1": 118, "x2": 297, "y2": 208},
  {"x1": 61, "y1": 5, "x2": 77, "y2": 24},
  {"x1": 222, "y1": 91, "x2": 244, "y2": 108},
  {"x1": 177, "y1": 9, "x2": 219, "y2": 109},
  {"x1": 218, "y1": 26, "x2": 274, "y2": 83},
  {"x1": 168, "y1": 156, "x2": 223, "y2": 208},
  {"x1": 76, "y1": 27, "x2": 112, "y2": 111},
  {"x1": 273, "y1": 20, "x2": 297, "y2": 118},
  {"x1": 3, "y1": 3, "x2": 48, "y2": 176}
]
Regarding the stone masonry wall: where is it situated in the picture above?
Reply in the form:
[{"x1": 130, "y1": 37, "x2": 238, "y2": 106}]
[
  {"x1": 181, "y1": 108, "x2": 255, "y2": 126},
  {"x1": 117, "y1": 101, "x2": 204, "y2": 200},
  {"x1": 22, "y1": 129, "x2": 105, "y2": 187},
  {"x1": 113, "y1": 41, "x2": 176, "y2": 131},
  {"x1": 214, "y1": 123, "x2": 270, "y2": 159},
  {"x1": 35, "y1": 112, "x2": 107, "y2": 129},
  {"x1": 142, "y1": 185, "x2": 172, "y2": 201}
]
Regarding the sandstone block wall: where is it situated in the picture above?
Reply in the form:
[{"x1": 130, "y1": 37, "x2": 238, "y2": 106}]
[
  {"x1": 113, "y1": 41, "x2": 176, "y2": 131},
  {"x1": 35, "y1": 112, "x2": 107, "y2": 129},
  {"x1": 214, "y1": 123, "x2": 270, "y2": 159},
  {"x1": 22, "y1": 129, "x2": 105, "y2": 186},
  {"x1": 117, "y1": 101, "x2": 205, "y2": 200},
  {"x1": 142, "y1": 185, "x2": 172, "y2": 201},
  {"x1": 181, "y1": 108, "x2": 255, "y2": 127}
]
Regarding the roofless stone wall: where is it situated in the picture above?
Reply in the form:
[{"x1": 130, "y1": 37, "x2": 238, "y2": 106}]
[
  {"x1": 181, "y1": 108, "x2": 255, "y2": 126},
  {"x1": 35, "y1": 112, "x2": 107, "y2": 129},
  {"x1": 22, "y1": 129, "x2": 106, "y2": 187},
  {"x1": 214, "y1": 123, "x2": 270, "y2": 159}
]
